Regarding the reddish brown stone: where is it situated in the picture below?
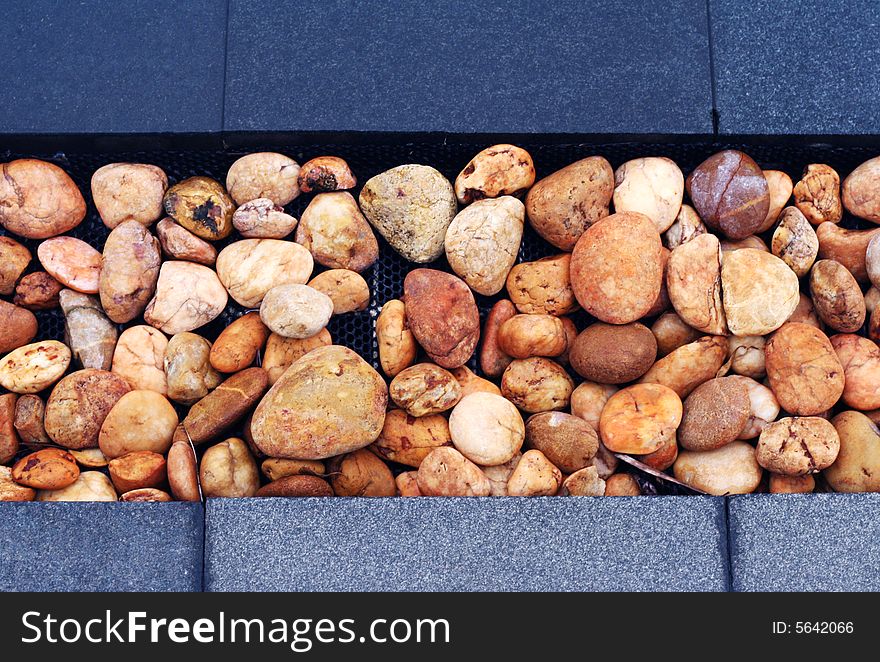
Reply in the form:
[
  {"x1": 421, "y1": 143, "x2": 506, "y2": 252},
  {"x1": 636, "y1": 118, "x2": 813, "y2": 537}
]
[
  {"x1": 404, "y1": 269, "x2": 480, "y2": 369},
  {"x1": 686, "y1": 150, "x2": 770, "y2": 239},
  {"x1": 0, "y1": 300, "x2": 37, "y2": 354},
  {"x1": 13, "y1": 272, "x2": 63, "y2": 310}
]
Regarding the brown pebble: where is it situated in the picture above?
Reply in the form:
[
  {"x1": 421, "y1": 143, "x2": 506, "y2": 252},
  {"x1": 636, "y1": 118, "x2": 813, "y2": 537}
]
[
  {"x1": 256, "y1": 474, "x2": 334, "y2": 497},
  {"x1": 178, "y1": 367, "x2": 269, "y2": 445}
]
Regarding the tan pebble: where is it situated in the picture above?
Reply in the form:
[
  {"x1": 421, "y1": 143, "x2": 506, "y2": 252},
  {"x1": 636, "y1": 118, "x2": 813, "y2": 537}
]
[
  {"x1": 0, "y1": 159, "x2": 86, "y2": 239},
  {"x1": 756, "y1": 417, "x2": 840, "y2": 476},
  {"x1": 233, "y1": 198, "x2": 298, "y2": 239},
  {"x1": 99, "y1": 220, "x2": 162, "y2": 323},
  {"x1": 295, "y1": 192, "x2": 379, "y2": 272},
  {"x1": 370, "y1": 408, "x2": 451, "y2": 468},
  {"x1": 449, "y1": 392, "x2": 524, "y2": 466},
  {"x1": 108, "y1": 450, "x2": 167, "y2": 493},
  {"x1": 721, "y1": 248, "x2": 799, "y2": 335},
  {"x1": 328, "y1": 448, "x2": 396, "y2": 497},
  {"x1": 570, "y1": 211, "x2": 663, "y2": 324},
  {"x1": 525, "y1": 156, "x2": 613, "y2": 250},
  {"x1": 639, "y1": 335, "x2": 728, "y2": 398},
  {"x1": 44, "y1": 369, "x2": 131, "y2": 449},
  {"x1": 506, "y1": 449, "x2": 561, "y2": 496},
  {"x1": 14, "y1": 272, "x2": 62, "y2": 311},
  {"x1": 560, "y1": 466, "x2": 606, "y2": 496},
  {"x1": 771, "y1": 206, "x2": 818, "y2": 277},
  {"x1": 390, "y1": 363, "x2": 461, "y2": 417},
  {"x1": 164, "y1": 177, "x2": 234, "y2": 240},
  {"x1": 479, "y1": 299, "x2": 516, "y2": 378},
  {"x1": 216, "y1": 239, "x2": 314, "y2": 309},
  {"x1": 0, "y1": 340, "x2": 71, "y2": 394},
  {"x1": 91, "y1": 163, "x2": 167, "y2": 229},
  {"x1": 226, "y1": 152, "x2": 301, "y2": 206},
  {"x1": 37, "y1": 471, "x2": 117, "y2": 502},
  {"x1": 604, "y1": 474, "x2": 642, "y2": 496},
  {"x1": 308, "y1": 269, "x2": 370, "y2": 314},
  {"x1": 758, "y1": 170, "x2": 794, "y2": 232},
  {"x1": 200, "y1": 438, "x2": 260, "y2": 498},
  {"x1": 613, "y1": 156, "x2": 684, "y2": 232},
  {"x1": 11, "y1": 448, "x2": 79, "y2": 490},
  {"x1": 416, "y1": 447, "x2": 490, "y2": 496},
  {"x1": 98, "y1": 390, "x2": 179, "y2": 458},
  {"x1": 765, "y1": 323, "x2": 844, "y2": 416},
  {"x1": 673, "y1": 442, "x2": 762, "y2": 495},
  {"x1": 444, "y1": 196, "x2": 525, "y2": 296},
  {"x1": 501, "y1": 357, "x2": 573, "y2": 413}
]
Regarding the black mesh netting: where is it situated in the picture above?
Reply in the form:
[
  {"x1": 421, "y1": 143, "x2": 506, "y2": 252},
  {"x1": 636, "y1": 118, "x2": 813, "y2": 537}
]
[{"x1": 2, "y1": 140, "x2": 878, "y2": 495}]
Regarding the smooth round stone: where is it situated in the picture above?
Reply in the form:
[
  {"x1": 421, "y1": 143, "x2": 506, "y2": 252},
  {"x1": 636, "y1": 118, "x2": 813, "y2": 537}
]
[
  {"x1": 756, "y1": 417, "x2": 840, "y2": 476},
  {"x1": 570, "y1": 211, "x2": 663, "y2": 324},
  {"x1": 44, "y1": 369, "x2": 131, "y2": 450},
  {"x1": 666, "y1": 233, "x2": 726, "y2": 334},
  {"x1": 156, "y1": 217, "x2": 218, "y2": 266},
  {"x1": 686, "y1": 150, "x2": 769, "y2": 239},
  {"x1": 0, "y1": 236, "x2": 31, "y2": 296},
  {"x1": 226, "y1": 152, "x2": 301, "y2": 206},
  {"x1": 91, "y1": 163, "x2": 167, "y2": 229},
  {"x1": 842, "y1": 155, "x2": 880, "y2": 223},
  {"x1": 721, "y1": 248, "x2": 799, "y2": 335},
  {"x1": 295, "y1": 192, "x2": 378, "y2": 272},
  {"x1": 111, "y1": 326, "x2": 168, "y2": 394},
  {"x1": 164, "y1": 176, "x2": 235, "y2": 241},
  {"x1": 216, "y1": 239, "x2": 314, "y2": 308},
  {"x1": 449, "y1": 392, "x2": 524, "y2": 466},
  {"x1": 0, "y1": 159, "x2": 86, "y2": 239},
  {"x1": 164, "y1": 332, "x2": 222, "y2": 405},
  {"x1": 259, "y1": 284, "x2": 333, "y2": 339},
  {"x1": 673, "y1": 441, "x2": 763, "y2": 495},
  {"x1": 98, "y1": 390, "x2": 179, "y2": 459}
]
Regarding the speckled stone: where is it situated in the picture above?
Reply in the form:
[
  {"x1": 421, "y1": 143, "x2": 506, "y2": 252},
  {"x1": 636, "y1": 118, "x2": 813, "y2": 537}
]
[
  {"x1": 225, "y1": 0, "x2": 713, "y2": 136},
  {"x1": 205, "y1": 497, "x2": 729, "y2": 591},
  {"x1": 711, "y1": 1, "x2": 880, "y2": 135},
  {"x1": 0, "y1": 503, "x2": 204, "y2": 591},
  {"x1": 728, "y1": 493, "x2": 880, "y2": 591}
]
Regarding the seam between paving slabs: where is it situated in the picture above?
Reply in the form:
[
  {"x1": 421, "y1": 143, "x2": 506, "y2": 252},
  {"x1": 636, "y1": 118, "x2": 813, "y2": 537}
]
[
  {"x1": 200, "y1": 500, "x2": 208, "y2": 592},
  {"x1": 722, "y1": 496, "x2": 733, "y2": 591},
  {"x1": 705, "y1": 0, "x2": 720, "y2": 136}
]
